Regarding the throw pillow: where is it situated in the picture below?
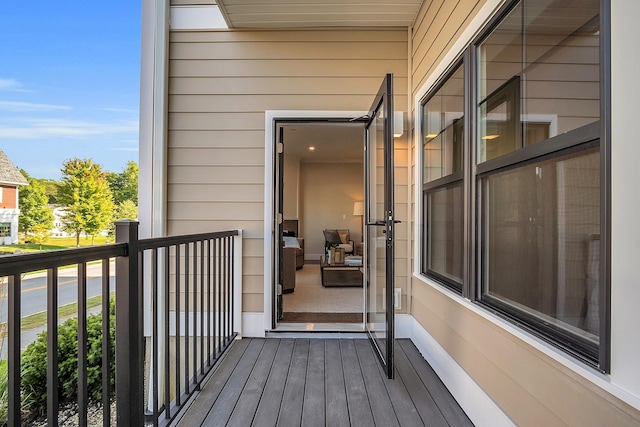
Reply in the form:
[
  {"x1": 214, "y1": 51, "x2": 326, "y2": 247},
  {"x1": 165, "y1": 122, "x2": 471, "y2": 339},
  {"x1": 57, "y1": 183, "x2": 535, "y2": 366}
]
[
  {"x1": 338, "y1": 230, "x2": 349, "y2": 244},
  {"x1": 283, "y1": 236, "x2": 300, "y2": 248}
]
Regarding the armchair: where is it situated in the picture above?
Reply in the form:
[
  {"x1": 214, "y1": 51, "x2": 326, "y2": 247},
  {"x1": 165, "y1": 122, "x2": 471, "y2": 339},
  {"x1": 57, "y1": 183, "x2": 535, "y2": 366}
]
[{"x1": 323, "y1": 229, "x2": 354, "y2": 255}]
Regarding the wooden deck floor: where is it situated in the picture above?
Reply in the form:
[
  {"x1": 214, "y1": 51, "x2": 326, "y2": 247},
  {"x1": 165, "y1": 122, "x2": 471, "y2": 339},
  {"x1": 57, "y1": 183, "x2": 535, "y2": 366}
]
[{"x1": 176, "y1": 338, "x2": 473, "y2": 427}]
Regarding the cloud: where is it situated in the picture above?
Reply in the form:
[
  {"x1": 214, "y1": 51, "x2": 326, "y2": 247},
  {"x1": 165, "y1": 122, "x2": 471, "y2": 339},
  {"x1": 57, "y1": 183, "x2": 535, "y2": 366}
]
[
  {"x1": 102, "y1": 107, "x2": 138, "y2": 114},
  {"x1": 0, "y1": 118, "x2": 139, "y2": 139},
  {"x1": 0, "y1": 100, "x2": 72, "y2": 112},
  {"x1": 112, "y1": 147, "x2": 139, "y2": 152},
  {"x1": 0, "y1": 78, "x2": 22, "y2": 91}
]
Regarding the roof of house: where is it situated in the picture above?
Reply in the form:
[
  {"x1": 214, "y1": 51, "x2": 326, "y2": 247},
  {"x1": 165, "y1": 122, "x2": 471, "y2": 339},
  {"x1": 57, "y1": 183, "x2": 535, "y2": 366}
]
[{"x1": 0, "y1": 149, "x2": 28, "y2": 186}]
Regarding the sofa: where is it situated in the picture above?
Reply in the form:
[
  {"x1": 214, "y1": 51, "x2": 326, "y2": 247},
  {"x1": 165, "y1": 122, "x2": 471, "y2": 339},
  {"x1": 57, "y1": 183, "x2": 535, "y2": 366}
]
[{"x1": 282, "y1": 246, "x2": 297, "y2": 293}]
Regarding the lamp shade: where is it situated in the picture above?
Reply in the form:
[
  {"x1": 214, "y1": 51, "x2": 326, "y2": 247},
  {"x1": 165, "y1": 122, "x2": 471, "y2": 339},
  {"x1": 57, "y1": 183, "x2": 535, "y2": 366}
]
[{"x1": 353, "y1": 201, "x2": 364, "y2": 216}]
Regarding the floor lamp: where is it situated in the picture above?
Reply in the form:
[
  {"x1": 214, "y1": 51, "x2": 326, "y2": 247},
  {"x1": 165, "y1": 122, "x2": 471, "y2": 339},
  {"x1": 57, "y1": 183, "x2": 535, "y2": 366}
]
[{"x1": 353, "y1": 201, "x2": 364, "y2": 244}]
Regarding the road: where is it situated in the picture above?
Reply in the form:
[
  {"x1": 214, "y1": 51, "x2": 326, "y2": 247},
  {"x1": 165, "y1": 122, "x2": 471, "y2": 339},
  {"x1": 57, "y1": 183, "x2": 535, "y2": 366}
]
[{"x1": 0, "y1": 261, "x2": 116, "y2": 323}]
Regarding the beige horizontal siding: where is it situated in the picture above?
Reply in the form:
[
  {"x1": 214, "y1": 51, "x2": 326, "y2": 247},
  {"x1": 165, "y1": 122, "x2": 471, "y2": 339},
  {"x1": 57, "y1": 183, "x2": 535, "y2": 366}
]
[
  {"x1": 168, "y1": 28, "x2": 408, "y2": 314},
  {"x1": 410, "y1": 1, "x2": 640, "y2": 425}
]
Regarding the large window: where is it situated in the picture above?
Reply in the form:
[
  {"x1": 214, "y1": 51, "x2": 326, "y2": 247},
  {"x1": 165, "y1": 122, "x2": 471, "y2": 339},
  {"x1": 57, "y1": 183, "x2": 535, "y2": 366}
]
[
  {"x1": 422, "y1": 63, "x2": 465, "y2": 291},
  {"x1": 420, "y1": 0, "x2": 606, "y2": 369}
]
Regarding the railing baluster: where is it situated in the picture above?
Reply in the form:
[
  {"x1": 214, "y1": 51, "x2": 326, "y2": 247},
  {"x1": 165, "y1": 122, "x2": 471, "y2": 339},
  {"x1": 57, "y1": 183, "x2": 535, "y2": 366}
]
[
  {"x1": 193, "y1": 241, "x2": 198, "y2": 387},
  {"x1": 175, "y1": 244, "x2": 181, "y2": 407},
  {"x1": 47, "y1": 267, "x2": 59, "y2": 427},
  {"x1": 184, "y1": 242, "x2": 190, "y2": 395},
  {"x1": 200, "y1": 239, "x2": 205, "y2": 378},
  {"x1": 101, "y1": 259, "x2": 111, "y2": 427},
  {"x1": 7, "y1": 275, "x2": 21, "y2": 426},
  {"x1": 207, "y1": 239, "x2": 211, "y2": 365},
  {"x1": 164, "y1": 246, "x2": 171, "y2": 420},
  {"x1": 78, "y1": 263, "x2": 88, "y2": 427},
  {"x1": 231, "y1": 235, "x2": 235, "y2": 340},
  {"x1": 152, "y1": 248, "x2": 159, "y2": 426},
  {"x1": 216, "y1": 238, "x2": 221, "y2": 355}
]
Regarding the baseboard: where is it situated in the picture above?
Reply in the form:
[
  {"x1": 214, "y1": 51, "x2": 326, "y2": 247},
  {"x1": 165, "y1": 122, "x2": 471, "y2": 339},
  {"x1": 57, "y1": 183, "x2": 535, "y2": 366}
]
[
  {"x1": 242, "y1": 312, "x2": 265, "y2": 337},
  {"x1": 396, "y1": 314, "x2": 515, "y2": 427}
]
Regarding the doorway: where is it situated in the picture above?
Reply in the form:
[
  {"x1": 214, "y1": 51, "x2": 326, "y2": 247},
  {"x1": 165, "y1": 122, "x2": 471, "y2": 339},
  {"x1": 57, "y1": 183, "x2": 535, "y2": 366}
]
[{"x1": 275, "y1": 120, "x2": 366, "y2": 331}]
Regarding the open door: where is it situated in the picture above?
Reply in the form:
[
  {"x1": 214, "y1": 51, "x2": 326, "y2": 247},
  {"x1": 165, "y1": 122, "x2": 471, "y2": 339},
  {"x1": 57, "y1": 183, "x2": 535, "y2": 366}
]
[{"x1": 365, "y1": 73, "x2": 395, "y2": 378}]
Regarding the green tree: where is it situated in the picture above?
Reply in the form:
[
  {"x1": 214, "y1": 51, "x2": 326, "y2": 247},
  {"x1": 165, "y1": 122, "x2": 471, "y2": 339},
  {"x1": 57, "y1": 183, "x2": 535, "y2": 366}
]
[
  {"x1": 57, "y1": 159, "x2": 114, "y2": 246},
  {"x1": 107, "y1": 160, "x2": 138, "y2": 205},
  {"x1": 18, "y1": 172, "x2": 54, "y2": 247}
]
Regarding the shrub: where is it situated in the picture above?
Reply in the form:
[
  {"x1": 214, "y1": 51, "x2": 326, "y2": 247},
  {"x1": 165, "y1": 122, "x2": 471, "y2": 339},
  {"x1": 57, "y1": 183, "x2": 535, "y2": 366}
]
[{"x1": 19, "y1": 299, "x2": 115, "y2": 422}]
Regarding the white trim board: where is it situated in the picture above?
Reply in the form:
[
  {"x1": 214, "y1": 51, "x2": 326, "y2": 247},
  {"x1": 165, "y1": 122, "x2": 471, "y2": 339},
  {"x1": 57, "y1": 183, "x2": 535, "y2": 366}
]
[{"x1": 263, "y1": 110, "x2": 367, "y2": 333}]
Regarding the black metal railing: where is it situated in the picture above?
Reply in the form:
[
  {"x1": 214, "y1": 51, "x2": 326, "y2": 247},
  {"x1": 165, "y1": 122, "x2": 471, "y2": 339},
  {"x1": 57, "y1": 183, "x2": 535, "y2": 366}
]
[{"x1": 0, "y1": 221, "x2": 241, "y2": 426}]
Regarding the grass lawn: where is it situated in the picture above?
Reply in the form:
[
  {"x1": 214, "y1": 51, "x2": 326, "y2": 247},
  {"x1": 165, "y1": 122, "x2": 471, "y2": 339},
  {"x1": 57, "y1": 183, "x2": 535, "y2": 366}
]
[{"x1": 0, "y1": 235, "x2": 110, "y2": 255}]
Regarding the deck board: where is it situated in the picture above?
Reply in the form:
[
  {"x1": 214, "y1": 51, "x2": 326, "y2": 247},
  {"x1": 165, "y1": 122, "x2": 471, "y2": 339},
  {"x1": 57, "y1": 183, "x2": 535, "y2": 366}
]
[
  {"x1": 251, "y1": 339, "x2": 294, "y2": 427},
  {"x1": 176, "y1": 338, "x2": 474, "y2": 427},
  {"x1": 301, "y1": 339, "x2": 325, "y2": 427}
]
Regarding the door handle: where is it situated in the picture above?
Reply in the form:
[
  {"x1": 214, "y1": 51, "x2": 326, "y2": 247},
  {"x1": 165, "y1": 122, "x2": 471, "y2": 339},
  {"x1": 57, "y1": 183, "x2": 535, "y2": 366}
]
[{"x1": 366, "y1": 221, "x2": 386, "y2": 226}]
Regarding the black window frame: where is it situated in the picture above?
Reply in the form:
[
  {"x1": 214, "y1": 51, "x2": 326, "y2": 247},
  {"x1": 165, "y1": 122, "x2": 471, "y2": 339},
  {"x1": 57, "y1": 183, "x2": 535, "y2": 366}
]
[
  {"x1": 420, "y1": 59, "x2": 467, "y2": 293},
  {"x1": 418, "y1": 0, "x2": 610, "y2": 372}
]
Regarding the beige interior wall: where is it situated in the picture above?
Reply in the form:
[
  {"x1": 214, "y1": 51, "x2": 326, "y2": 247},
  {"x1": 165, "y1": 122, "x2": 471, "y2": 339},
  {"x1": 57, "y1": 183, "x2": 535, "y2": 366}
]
[
  {"x1": 410, "y1": 1, "x2": 640, "y2": 425},
  {"x1": 167, "y1": 28, "x2": 408, "y2": 313},
  {"x1": 300, "y1": 162, "x2": 363, "y2": 258}
]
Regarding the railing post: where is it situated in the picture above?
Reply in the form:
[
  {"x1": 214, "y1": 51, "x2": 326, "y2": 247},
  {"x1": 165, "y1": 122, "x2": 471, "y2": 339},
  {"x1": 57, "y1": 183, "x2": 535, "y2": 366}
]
[{"x1": 116, "y1": 220, "x2": 144, "y2": 426}]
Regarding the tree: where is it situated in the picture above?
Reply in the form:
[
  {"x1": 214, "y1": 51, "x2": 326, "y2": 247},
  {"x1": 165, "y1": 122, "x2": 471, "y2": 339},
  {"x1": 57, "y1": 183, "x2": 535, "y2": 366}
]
[
  {"x1": 18, "y1": 172, "x2": 54, "y2": 247},
  {"x1": 107, "y1": 161, "x2": 138, "y2": 205},
  {"x1": 57, "y1": 159, "x2": 114, "y2": 246}
]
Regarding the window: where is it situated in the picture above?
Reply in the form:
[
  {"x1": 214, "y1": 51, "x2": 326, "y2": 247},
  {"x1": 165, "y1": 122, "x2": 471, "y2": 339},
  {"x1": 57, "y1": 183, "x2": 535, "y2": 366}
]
[
  {"x1": 422, "y1": 63, "x2": 465, "y2": 291},
  {"x1": 420, "y1": 0, "x2": 606, "y2": 369},
  {"x1": 0, "y1": 223, "x2": 10, "y2": 237}
]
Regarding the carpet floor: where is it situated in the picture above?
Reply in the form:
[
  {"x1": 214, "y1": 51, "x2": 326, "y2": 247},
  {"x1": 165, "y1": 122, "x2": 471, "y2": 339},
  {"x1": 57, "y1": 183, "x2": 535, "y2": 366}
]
[{"x1": 282, "y1": 264, "x2": 363, "y2": 314}]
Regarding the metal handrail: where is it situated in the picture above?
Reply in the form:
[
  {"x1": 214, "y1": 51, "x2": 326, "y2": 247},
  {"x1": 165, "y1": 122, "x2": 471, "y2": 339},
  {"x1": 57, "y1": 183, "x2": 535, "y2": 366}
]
[{"x1": 0, "y1": 221, "x2": 241, "y2": 426}]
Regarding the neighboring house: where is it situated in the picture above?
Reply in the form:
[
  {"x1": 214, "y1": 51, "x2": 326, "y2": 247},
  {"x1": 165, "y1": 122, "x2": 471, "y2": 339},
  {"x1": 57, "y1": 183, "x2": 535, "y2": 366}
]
[
  {"x1": 139, "y1": 0, "x2": 640, "y2": 425},
  {"x1": 50, "y1": 206, "x2": 70, "y2": 237},
  {"x1": 0, "y1": 149, "x2": 28, "y2": 245}
]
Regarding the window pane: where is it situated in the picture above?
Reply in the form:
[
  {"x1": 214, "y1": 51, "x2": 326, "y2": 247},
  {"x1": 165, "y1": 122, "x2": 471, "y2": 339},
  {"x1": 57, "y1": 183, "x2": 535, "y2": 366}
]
[
  {"x1": 480, "y1": 146, "x2": 600, "y2": 342},
  {"x1": 426, "y1": 183, "x2": 464, "y2": 288},
  {"x1": 477, "y1": 0, "x2": 600, "y2": 162},
  {"x1": 423, "y1": 64, "x2": 464, "y2": 183}
]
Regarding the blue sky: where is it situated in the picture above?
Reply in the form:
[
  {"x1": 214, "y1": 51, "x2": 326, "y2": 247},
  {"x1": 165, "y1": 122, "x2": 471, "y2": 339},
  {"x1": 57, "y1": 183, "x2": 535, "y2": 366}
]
[{"x1": 0, "y1": 2, "x2": 141, "y2": 179}]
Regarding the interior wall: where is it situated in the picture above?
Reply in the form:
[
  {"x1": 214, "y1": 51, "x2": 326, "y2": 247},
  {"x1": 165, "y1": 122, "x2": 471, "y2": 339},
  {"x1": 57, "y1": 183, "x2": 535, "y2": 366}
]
[
  {"x1": 410, "y1": 0, "x2": 640, "y2": 425},
  {"x1": 300, "y1": 162, "x2": 363, "y2": 258}
]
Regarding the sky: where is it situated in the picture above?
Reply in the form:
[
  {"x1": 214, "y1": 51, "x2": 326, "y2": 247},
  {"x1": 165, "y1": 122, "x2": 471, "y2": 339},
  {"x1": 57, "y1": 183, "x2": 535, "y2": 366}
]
[{"x1": 0, "y1": 2, "x2": 141, "y2": 180}]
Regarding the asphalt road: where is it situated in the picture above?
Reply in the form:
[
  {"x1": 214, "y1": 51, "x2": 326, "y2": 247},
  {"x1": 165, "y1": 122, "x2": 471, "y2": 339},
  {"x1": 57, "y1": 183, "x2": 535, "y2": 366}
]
[{"x1": 0, "y1": 261, "x2": 116, "y2": 323}]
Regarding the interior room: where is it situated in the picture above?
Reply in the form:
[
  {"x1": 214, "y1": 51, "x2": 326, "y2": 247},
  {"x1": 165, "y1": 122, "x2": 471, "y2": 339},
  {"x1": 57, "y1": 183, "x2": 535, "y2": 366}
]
[{"x1": 278, "y1": 122, "x2": 365, "y2": 326}]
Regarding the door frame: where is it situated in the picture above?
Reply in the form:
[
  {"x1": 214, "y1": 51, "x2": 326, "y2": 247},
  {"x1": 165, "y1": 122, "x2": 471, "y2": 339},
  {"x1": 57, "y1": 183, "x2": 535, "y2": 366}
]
[{"x1": 263, "y1": 110, "x2": 368, "y2": 331}]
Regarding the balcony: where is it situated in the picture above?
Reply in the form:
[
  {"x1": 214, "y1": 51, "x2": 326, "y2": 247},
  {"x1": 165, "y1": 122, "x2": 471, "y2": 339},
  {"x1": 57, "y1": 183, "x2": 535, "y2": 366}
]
[{"x1": 0, "y1": 221, "x2": 471, "y2": 426}]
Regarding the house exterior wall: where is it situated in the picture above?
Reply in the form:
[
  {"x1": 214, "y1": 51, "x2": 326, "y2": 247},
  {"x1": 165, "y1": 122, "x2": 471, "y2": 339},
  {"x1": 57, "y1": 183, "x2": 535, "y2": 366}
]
[
  {"x1": 409, "y1": 0, "x2": 640, "y2": 425},
  {"x1": 166, "y1": 28, "x2": 409, "y2": 314},
  {"x1": 0, "y1": 185, "x2": 18, "y2": 210}
]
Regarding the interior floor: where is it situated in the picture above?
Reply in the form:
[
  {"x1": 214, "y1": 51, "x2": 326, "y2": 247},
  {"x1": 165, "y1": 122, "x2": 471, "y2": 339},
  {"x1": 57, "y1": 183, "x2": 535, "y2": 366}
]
[{"x1": 281, "y1": 263, "x2": 363, "y2": 325}]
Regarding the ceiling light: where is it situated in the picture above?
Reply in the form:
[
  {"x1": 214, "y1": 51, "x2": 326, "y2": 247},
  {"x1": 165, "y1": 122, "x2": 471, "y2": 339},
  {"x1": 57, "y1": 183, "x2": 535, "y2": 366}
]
[
  {"x1": 308, "y1": 146, "x2": 315, "y2": 151},
  {"x1": 482, "y1": 134, "x2": 500, "y2": 140}
]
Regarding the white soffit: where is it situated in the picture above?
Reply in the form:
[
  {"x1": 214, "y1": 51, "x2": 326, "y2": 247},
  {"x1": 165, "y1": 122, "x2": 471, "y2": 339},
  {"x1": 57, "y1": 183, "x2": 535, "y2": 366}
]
[
  {"x1": 171, "y1": 5, "x2": 228, "y2": 30},
  {"x1": 217, "y1": 0, "x2": 423, "y2": 28}
]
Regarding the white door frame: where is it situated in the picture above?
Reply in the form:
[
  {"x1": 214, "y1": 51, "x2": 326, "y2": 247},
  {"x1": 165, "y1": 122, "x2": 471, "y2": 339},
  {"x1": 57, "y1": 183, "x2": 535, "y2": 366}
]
[{"x1": 263, "y1": 110, "x2": 367, "y2": 331}]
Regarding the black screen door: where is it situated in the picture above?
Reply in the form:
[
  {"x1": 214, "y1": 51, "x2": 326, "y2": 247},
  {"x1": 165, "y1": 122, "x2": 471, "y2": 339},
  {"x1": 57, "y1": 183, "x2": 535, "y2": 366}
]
[{"x1": 364, "y1": 73, "x2": 395, "y2": 378}]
